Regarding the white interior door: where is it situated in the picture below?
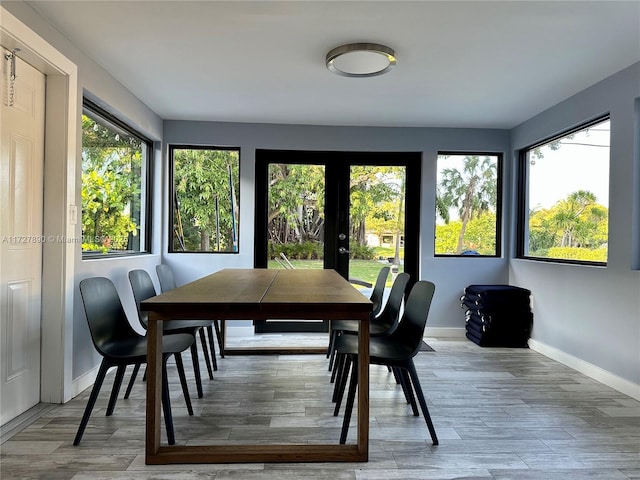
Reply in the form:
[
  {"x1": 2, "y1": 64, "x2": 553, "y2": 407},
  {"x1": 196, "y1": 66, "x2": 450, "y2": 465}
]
[{"x1": 0, "y1": 48, "x2": 45, "y2": 424}]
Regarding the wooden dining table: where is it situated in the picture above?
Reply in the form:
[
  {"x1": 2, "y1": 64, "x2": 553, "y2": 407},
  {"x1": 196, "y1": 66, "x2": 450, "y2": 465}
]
[{"x1": 141, "y1": 268, "x2": 372, "y2": 464}]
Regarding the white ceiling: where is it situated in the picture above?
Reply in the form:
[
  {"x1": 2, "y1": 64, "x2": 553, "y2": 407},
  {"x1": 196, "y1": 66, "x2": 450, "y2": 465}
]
[{"x1": 26, "y1": 0, "x2": 640, "y2": 129}]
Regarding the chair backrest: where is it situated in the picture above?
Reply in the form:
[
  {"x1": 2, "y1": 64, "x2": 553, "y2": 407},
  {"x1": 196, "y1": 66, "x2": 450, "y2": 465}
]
[
  {"x1": 79, "y1": 277, "x2": 139, "y2": 356},
  {"x1": 128, "y1": 269, "x2": 158, "y2": 330},
  {"x1": 390, "y1": 280, "x2": 436, "y2": 357},
  {"x1": 373, "y1": 272, "x2": 410, "y2": 332},
  {"x1": 370, "y1": 266, "x2": 391, "y2": 317},
  {"x1": 156, "y1": 264, "x2": 178, "y2": 293}
]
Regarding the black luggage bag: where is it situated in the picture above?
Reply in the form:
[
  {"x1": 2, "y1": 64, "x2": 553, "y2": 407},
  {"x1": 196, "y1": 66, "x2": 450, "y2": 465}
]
[{"x1": 461, "y1": 284, "x2": 533, "y2": 348}]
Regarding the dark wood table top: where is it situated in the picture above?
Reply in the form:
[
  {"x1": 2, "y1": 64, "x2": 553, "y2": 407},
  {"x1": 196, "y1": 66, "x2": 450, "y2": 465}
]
[{"x1": 141, "y1": 268, "x2": 372, "y2": 320}]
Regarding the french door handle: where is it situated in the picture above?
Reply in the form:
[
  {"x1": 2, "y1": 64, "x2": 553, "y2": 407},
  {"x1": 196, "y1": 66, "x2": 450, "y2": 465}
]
[{"x1": 338, "y1": 247, "x2": 350, "y2": 254}]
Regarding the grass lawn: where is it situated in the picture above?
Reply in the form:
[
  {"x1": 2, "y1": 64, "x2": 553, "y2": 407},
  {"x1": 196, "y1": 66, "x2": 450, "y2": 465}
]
[{"x1": 267, "y1": 257, "x2": 402, "y2": 287}]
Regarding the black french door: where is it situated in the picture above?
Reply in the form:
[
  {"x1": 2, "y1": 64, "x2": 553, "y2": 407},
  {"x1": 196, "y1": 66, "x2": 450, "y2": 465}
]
[{"x1": 254, "y1": 149, "x2": 421, "y2": 333}]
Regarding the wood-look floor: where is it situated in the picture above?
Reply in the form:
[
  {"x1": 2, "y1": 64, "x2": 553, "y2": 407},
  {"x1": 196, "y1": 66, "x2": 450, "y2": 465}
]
[{"x1": 1, "y1": 335, "x2": 639, "y2": 479}]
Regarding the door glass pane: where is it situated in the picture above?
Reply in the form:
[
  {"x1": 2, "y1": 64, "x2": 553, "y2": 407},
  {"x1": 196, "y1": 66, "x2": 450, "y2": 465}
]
[
  {"x1": 349, "y1": 166, "x2": 406, "y2": 290},
  {"x1": 267, "y1": 163, "x2": 325, "y2": 269}
]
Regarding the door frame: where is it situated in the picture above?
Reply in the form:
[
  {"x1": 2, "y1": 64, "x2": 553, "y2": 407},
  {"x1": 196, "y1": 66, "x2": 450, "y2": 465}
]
[
  {"x1": 254, "y1": 149, "x2": 421, "y2": 287},
  {"x1": 1, "y1": 7, "x2": 78, "y2": 405}
]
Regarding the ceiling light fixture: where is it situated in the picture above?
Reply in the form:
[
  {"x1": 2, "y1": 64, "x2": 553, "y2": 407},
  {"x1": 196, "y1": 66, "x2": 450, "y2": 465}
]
[{"x1": 326, "y1": 43, "x2": 396, "y2": 78}]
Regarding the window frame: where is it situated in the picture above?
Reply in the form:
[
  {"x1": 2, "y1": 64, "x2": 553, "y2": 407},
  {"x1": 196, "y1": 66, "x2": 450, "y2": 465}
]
[
  {"x1": 81, "y1": 98, "x2": 153, "y2": 259},
  {"x1": 434, "y1": 151, "x2": 503, "y2": 258},
  {"x1": 516, "y1": 115, "x2": 610, "y2": 266},
  {"x1": 168, "y1": 144, "x2": 241, "y2": 254}
]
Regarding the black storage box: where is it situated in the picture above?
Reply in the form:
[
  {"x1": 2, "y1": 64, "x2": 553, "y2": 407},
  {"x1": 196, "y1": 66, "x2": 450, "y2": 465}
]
[{"x1": 461, "y1": 284, "x2": 533, "y2": 347}]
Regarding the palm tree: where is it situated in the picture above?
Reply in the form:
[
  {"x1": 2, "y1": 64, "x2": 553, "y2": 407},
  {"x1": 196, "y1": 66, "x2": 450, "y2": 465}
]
[
  {"x1": 437, "y1": 156, "x2": 497, "y2": 254},
  {"x1": 552, "y1": 190, "x2": 598, "y2": 247}
]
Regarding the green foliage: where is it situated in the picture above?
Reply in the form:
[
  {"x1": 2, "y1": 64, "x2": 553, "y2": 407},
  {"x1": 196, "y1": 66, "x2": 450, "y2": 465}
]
[
  {"x1": 173, "y1": 148, "x2": 240, "y2": 252},
  {"x1": 546, "y1": 246, "x2": 607, "y2": 262},
  {"x1": 435, "y1": 212, "x2": 496, "y2": 255},
  {"x1": 435, "y1": 221, "x2": 460, "y2": 254},
  {"x1": 81, "y1": 114, "x2": 142, "y2": 253},
  {"x1": 268, "y1": 164, "x2": 325, "y2": 244},
  {"x1": 528, "y1": 190, "x2": 608, "y2": 262},
  {"x1": 349, "y1": 166, "x2": 403, "y2": 245},
  {"x1": 269, "y1": 241, "x2": 322, "y2": 260},
  {"x1": 349, "y1": 242, "x2": 375, "y2": 260},
  {"x1": 436, "y1": 155, "x2": 498, "y2": 254},
  {"x1": 267, "y1": 164, "x2": 406, "y2": 257},
  {"x1": 463, "y1": 213, "x2": 497, "y2": 254}
]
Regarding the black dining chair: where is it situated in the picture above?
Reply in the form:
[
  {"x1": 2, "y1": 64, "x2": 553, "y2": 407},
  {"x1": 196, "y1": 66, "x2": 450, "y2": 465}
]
[
  {"x1": 332, "y1": 280, "x2": 438, "y2": 446},
  {"x1": 329, "y1": 272, "x2": 410, "y2": 386},
  {"x1": 156, "y1": 264, "x2": 223, "y2": 361},
  {"x1": 75, "y1": 277, "x2": 194, "y2": 446},
  {"x1": 326, "y1": 265, "x2": 390, "y2": 368},
  {"x1": 128, "y1": 269, "x2": 214, "y2": 399}
]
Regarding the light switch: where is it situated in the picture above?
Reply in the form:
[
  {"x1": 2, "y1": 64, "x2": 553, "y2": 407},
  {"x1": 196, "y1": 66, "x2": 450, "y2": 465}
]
[{"x1": 69, "y1": 204, "x2": 77, "y2": 225}]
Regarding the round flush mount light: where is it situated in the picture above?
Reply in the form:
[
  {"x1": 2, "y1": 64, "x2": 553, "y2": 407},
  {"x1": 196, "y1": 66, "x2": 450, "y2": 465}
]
[{"x1": 326, "y1": 43, "x2": 396, "y2": 78}]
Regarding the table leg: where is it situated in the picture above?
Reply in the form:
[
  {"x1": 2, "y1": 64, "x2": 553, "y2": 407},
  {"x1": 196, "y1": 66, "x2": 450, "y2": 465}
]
[
  {"x1": 146, "y1": 315, "x2": 163, "y2": 461},
  {"x1": 220, "y1": 319, "x2": 226, "y2": 355},
  {"x1": 356, "y1": 313, "x2": 369, "y2": 460}
]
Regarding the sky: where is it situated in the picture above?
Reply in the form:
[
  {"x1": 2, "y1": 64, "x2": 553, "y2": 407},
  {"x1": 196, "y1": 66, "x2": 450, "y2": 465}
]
[
  {"x1": 436, "y1": 118, "x2": 611, "y2": 222},
  {"x1": 528, "y1": 119, "x2": 610, "y2": 210}
]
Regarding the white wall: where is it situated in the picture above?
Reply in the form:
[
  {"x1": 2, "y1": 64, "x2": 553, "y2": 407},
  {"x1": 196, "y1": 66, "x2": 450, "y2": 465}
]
[
  {"x1": 509, "y1": 63, "x2": 640, "y2": 394},
  {"x1": 3, "y1": 2, "x2": 166, "y2": 384}
]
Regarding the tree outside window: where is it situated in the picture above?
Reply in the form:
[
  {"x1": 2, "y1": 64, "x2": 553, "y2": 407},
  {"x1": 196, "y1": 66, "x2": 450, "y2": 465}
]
[
  {"x1": 435, "y1": 153, "x2": 501, "y2": 256},
  {"x1": 170, "y1": 146, "x2": 240, "y2": 253},
  {"x1": 521, "y1": 118, "x2": 610, "y2": 263},
  {"x1": 81, "y1": 101, "x2": 150, "y2": 256}
]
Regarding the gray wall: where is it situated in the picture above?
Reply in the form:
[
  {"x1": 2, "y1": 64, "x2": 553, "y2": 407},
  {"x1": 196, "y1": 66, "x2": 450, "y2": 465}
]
[
  {"x1": 162, "y1": 122, "x2": 511, "y2": 329},
  {"x1": 509, "y1": 62, "x2": 640, "y2": 385},
  {"x1": 4, "y1": 0, "x2": 639, "y2": 394}
]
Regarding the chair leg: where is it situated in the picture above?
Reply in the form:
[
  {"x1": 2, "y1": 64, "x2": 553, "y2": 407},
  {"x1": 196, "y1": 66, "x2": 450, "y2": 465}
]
[
  {"x1": 326, "y1": 328, "x2": 336, "y2": 359},
  {"x1": 339, "y1": 356, "x2": 358, "y2": 445},
  {"x1": 327, "y1": 330, "x2": 339, "y2": 370},
  {"x1": 199, "y1": 328, "x2": 214, "y2": 378},
  {"x1": 331, "y1": 351, "x2": 347, "y2": 399},
  {"x1": 333, "y1": 354, "x2": 352, "y2": 416},
  {"x1": 406, "y1": 361, "x2": 438, "y2": 445},
  {"x1": 74, "y1": 360, "x2": 110, "y2": 445},
  {"x1": 174, "y1": 353, "x2": 194, "y2": 416},
  {"x1": 206, "y1": 324, "x2": 218, "y2": 370},
  {"x1": 106, "y1": 365, "x2": 127, "y2": 416},
  {"x1": 398, "y1": 367, "x2": 419, "y2": 416},
  {"x1": 391, "y1": 366, "x2": 401, "y2": 385},
  {"x1": 189, "y1": 341, "x2": 204, "y2": 398},
  {"x1": 214, "y1": 320, "x2": 224, "y2": 358},
  {"x1": 124, "y1": 363, "x2": 142, "y2": 399},
  {"x1": 161, "y1": 358, "x2": 176, "y2": 446},
  {"x1": 330, "y1": 347, "x2": 346, "y2": 385}
]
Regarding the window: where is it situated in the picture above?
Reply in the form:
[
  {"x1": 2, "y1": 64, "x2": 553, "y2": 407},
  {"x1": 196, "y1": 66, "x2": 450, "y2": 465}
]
[
  {"x1": 81, "y1": 99, "x2": 151, "y2": 256},
  {"x1": 169, "y1": 146, "x2": 240, "y2": 253},
  {"x1": 519, "y1": 117, "x2": 610, "y2": 264},
  {"x1": 435, "y1": 153, "x2": 502, "y2": 256}
]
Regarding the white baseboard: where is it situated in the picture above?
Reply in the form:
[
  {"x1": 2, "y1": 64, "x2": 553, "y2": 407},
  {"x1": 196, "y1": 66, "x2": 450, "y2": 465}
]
[
  {"x1": 71, "y1": 364, "x2": 105, "y2": 398},
  {"x1": 226, "y1": 325, "x2": 255, "y2": 337},
  {"x1": 425, "y1": 327, "x2": 466, "y2": 338},
  {"x1": 226, "y1": 326, "x2": 469, "y2": 339},
  {"x1": 528, "y1": 338, "x2": 640, "y2": 401}
]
